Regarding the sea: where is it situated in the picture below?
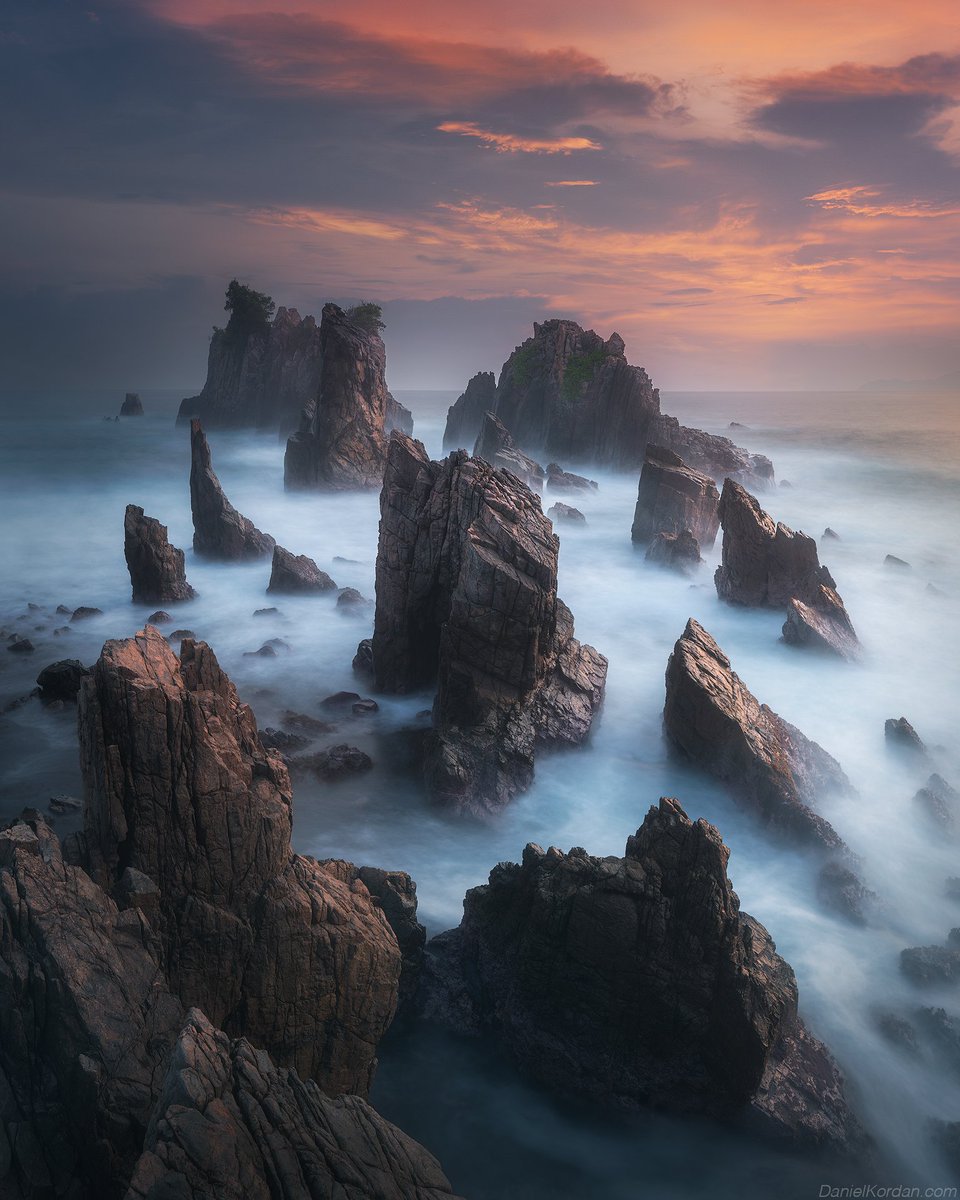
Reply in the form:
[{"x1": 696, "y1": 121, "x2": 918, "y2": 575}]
[{"x1": 0, "y1": 386, "x2": 958, "y2": 1199}]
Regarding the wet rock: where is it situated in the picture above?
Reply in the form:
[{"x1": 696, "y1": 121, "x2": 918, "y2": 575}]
[
  {"x1": 664, "y1": 618, "x2": 850, "y2": 849},
  {"x1": 901, "y1": 941, "x2": 960, "y2": 985},
  {"x1": 7, "y1": 636, "x2": 35, "y2": 653},
  {"x1": 783, "y1": 595, "x2": 861, "y2": 661},
  {"x1": 545, "y1": 462, "x2": 598, "y2": 491},
  {"x1": 914, "y1": 775, "x2": 958, "y2": 832},
  {"x1": 645, "y1": 529, "x2": 702, "y2": 574},
  {"x1": 71, "y1": 606, "x2": 103, "y2": 621},
  {"x1": 253, "y1": 606, "x2": 280, "y2": 617},
  {"x1": 649, "y1": 417, "x2": 774, "y2": 489},
  {"x1": 258, "y1": 727, "x2": 310, "y2": 754},
  {"x1": 190, "y1": 420, "x2": 275, "y2": 559},
  {"x1": 284, "y1": 303, "x2": 397, "y2": 490},
  {"x1": 168, "y1": 628, "x2": 195, "y2": 641},
  {"x1": 353, "y1": 698, "x2": 379, "y2": 715},
  {"x1": 337, "y1": 586, "x2": 372, "y2": 609},
  {"x1": 145, "y1": 609, "x2": 172, "y2": 623},
  {"x1": 885, "y1": 716, "x2": 925, "y2": 754},
  {"x1": 443, "y1": 371, "x2": 498, "y2": 451},
  {"x1": 823, "y1": 527, "x2": 840, "y2": 541},
  {"x1": 817, "y1": 861, "x2": 876, "y2": 924},
  {"x1": 321, "y1": 689, "x2": 363, "y2": 710},
  {"x1": 353, "y1": 636, "x2": 374, "y2": 677},
  {"x1": 885, "y1": 554, "x2": 911, "y2": 569},
  {"x1": 364, "y1": 433, "x2": 607, "y2": 813},
  {"x1": 120, "y1": 391, "x2": 144, "y2": 416},
  {"x1": 280, "y1": 709, "x2": 336, "y2": 735},
  {"x1": 293, "y1": 743, "x2": 374, "y2": 781},
  {"x1": 420, "y1": 797, "x2": 861, "y2": 1150},
  {"x1": 473, "y1": 410, "x2": 545, "y2": 490},
  {"x1": 631, "y1": 445, "x2": 720, "y2": 546},
  {"x1": 267, "y1": 544, "x2": 337, "y2": 593},
  {"x1": 36, "y1": 658, "x2": 90, "y2": 703},
  {"x1": 79, "y1": 628, "x2": 402, "y2": 1096},
  {"x1": 547, "y1": 501, "x2": 586, "y2": 524},
  {"x1": 124, "y1": 504, "x2": 196, "y2": 604},
  {"x1": 48, "y1": 793, "x2": 82, "y2": 814}
]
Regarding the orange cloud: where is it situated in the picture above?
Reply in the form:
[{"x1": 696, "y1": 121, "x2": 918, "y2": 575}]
[
  {"x1": 544, "y1": 180, "x2": 600, "y2": 187},
  {"x1": 806, "y1": 186, "x2": 960, "y2": 218},
  {"x1": 437, "y1": 123, "x2": 601, "y2": 154}
]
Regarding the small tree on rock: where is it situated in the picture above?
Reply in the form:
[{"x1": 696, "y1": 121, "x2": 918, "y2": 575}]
[
  {"x1": 347, "y1": 302, "x2": 385, "y2": 334},
  {"x1": 223, "y1": 279, "x2": 275, "y2": 341}
]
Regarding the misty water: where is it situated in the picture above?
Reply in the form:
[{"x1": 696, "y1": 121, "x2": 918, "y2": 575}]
[{"x1": 1, "y1": 387, "x2": 958, "y2": 1198}]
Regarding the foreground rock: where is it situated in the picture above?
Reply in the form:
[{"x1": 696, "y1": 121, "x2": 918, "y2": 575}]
[
  {"x1": 190, "y1": 419, "x2": 275, "y2": 559},
  {"x1": 120, "y1": 391, "x2": 144, "y2": 416},
  {"x1": 631, "y1": 445, "x2": 720, "y2": 546},
  {"x1": 664, "y1": 619, "x2": 850, "y2": 850},
  {"x1": 443, "y1": 371, "x2": 497, "y2": 451},
  {"x1": 0, "y1": 813, "x2": 461, "y2": 1200},
  {"x1": 79, "y1": 627, "x2": 401, "y2": 1096},
  {"x1": 646, "y1": 529, "x2": 702, "y2": 573},
  {"x1": 473, "y1": 410, "x2": 544, "y2": 490},
  {"x1": 362, "y1": 433, "x2": 607, "y2": 813},
  {"x1": 715, "y1": 480, "x2": 859, "y2": 659},
  {"x1": 421, "y1": 797, "x2": 860, "y2": 1150},
  {"x1": 267, "y1": 544, "x2": 337, "y2": 594},
  {"x1": 124, "y1": 504, "x2": 196, "y2": 604},
  {"x1": 285, "y1": 303, "x2": 398, "y2": 490}
]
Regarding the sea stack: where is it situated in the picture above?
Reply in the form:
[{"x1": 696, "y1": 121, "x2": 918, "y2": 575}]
[
  {"x1": 123, "y1": 504, "x2": 195, "y2": 604},
  {"x1": 359, "y1": 432, "x2": 607, "y2": 813},
  {"x1": 120, "y1": 391, "x2": 144, "y2": 416},
  {"x1": 189, "y1": 419, "x2": 275, "y2": 559},
  {"x1": 631, "y1": 444, "x2": 720, "y2": 546}
]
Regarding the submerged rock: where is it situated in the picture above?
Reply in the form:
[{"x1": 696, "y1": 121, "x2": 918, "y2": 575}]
[
  {"x1": 292, "y1": 743, "x2": 374, "y2": 781},
  {"x1": 267, "y1": 544, "x2": 337, "y2": 594},
  {"x1": 545, "y1": 462, "x2": 598, "y2": 491},
  {"x1": 885, "y1": 716, "x2": 926, "y2": 754},
  {"x1": 79, "y1": 627, "x2": 401, "y2": 1096},
  {"x1": 914, "y1": 775, "x2": 958, "y2": 832},
  {"x1": 36, "y1": 658, "x2": 90, "y2": 703},
  {"x1": 885, "y1": 554, "x2": 911, "y2": 570},
  {"x1": 124, "y1": 504, "x2": 196, "y2": 604},
  {"x1": 363, "y1": 433, "x2": 607, "y2": 814},
  {"x1": 645, "y1": 529, "x2": 702, "y2": 573},
  {"x1": 120, "y1": 391, "x2": 144, "y2": 416},
  {"x1": 547, "y1": 501, "x2": 586, "y2": 525},
  {"x1": 421, "y1": 797, "x2": 861, "y2": 1150},
  {"x1": 473, "y1": 410, "x2": 545, "y2": 490},
  {"x1": 443, "y1": 370, "x2": 497, "y2": 451},
  {"x1": 631, "y1": 444, "x2": 720, "y2": 547},
  {"x1": 190, "y1": 419, "x2": 275, "y2": 559},
  {"x1": 71, "y1": 606, "x2": 103, "y2": 621}
]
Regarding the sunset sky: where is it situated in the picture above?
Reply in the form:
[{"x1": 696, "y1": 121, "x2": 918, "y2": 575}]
[{"x1": 2, "y1": 0, "x2": 959, "y2": 390}]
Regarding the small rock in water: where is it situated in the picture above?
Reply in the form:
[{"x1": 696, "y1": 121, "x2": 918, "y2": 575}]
[
  {"x1": 280, "y1": 710, "x2": 336, "y2": 735},
  {"x1": 53, "y1": 627, "x2": 71, "y2": 637},
  {"x1": 7, "y1": 637, "x2": 35, "y2": 654},
  {"x1": 885, "y1": 716, "x2": 925, "y2": 754},
  {"x1": 333, "y1": 556, "x2": 363, "y2": 565},
  {"x1": 728, "y1": 421, "x2": 749, "y2": 430},
  {"x1": 822, "y1": 527, "x2": 840, "y2": 541},
  {"x1": 48, "y1": 794, "x2": 82, "y2": 815},
  {"x1": 36, "y1": 659, "x2": 89, "y2": 703},
  {"x1": 926, "y1": 582, "x2": 947, "y2": 598},
  {"x1": 545, "y1": 463, "x2": 598, "y2": 492},
  {"x1": 779, "y1": 479, "x2": 793, "y2": 488},
  {"x1": 645, "y1": 530, "x2": 702, "y2": 574},
  {"x1": 168, "y1": 629, "x2": 195, "y2": 641},
  {"x1": 244, "y1": 643, "x2": 278, "y2": 658},
  {"x1": 120, "y1": 392, "x2": 144, "y2": 416},
  {"x1": 253, "y1": 607, "x2": 281, "y2": 617},
  {"x1": 146, "y1": 610, "x2": 173, "y2": 624},
  {"x1": 337, "y1": 588, "x2": 371, "y2": 609},
  {"x1": 321, "y1": 690, "x2": 362, "y2": 711},
  {"x1": 817, "y1": 860, "x2": 875, "y2": 924},
  {"x1": 914, "y1": 775, "x2": 958, "y2": 833},
  {"x1": 293, "y1": 743, "x2": 373, "y2": 781},
  {"x1": 70, "y1": 607, "x2": 103, "y2": 622},
  {"x1": 267, "y1": 545, "x2": 337, "y2": 595},
  {"x1": 884, "y1": 554, "x2": 911, "y2": 569},
  {"x1": 56, "y1": 605, "x2": 71, "y2": 615},
  {"x1": 547, "y1": 502, "x2": 587, "y2": 525},
  {"x1": 352, "y1": 699, "x2": 379, "y2": 716},
  {"x1": 259, "y1": 728, "x2": 309, "y2": 754}
]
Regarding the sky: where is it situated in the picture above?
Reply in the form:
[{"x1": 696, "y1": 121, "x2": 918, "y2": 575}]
[{"x1": 1, "y1": 0, "x2": 959, "y2": 391}]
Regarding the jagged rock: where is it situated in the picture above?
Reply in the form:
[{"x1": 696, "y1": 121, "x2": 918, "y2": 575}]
[
  {"x1": 443, "y1": 371, "x2": 497, "y2": 451},
  {"x1": 545, "y1": 462, "x2": 597, "y2": 491},
  {"x1": 714, "y1": 480, "x2": 859, "y2": 658},
  {"x1": 631, "y1": 445, "x2": 720, "y2": 546},
  {"x1": 292, "y1": 743, "x2": 374, "y2": 781},
  {"x1": 177, "y1": 303, "x2": 323, "y2": 434},
  {"x1": 124, "y1": 504, "x2": 196, "y2": 604},
  {"x1": 364, "y1": 433, "x2": 607, "y2": 813},
  {"x1": 36, "y1": 658, "x2": 90, "y2": 703},
  {"x1": 885, "y1": 554, "x2": 911, "y2": 570},
  {"x1": 353, "y1": 637, "x2": 374, "y2": 676},
  {"x1": 664, "y1": 618, "x2": 850, "y2": 849},
  {"x1": 914, "y1": 775, "x2": 958, "y2": 832},
  {"x1": 190, "y1": 420, "x2": 275, "y2": 560},
  {"x1": 253, "y1": 606, "x2": 280, "y2": 617},
  {"x1": 145, "y1": 610, "x2": 172, "y2": 624},
  {"x1": 420, "y1": 797, "x2": 860, "y2": 1150},
  {"x1": 284, "y1": 304, "x2": 396, "y2": 490},
  {"x1": 473, "y1": 411, "x2": 545, "y2": 490},
  {"x1": 79, "y1": 628, "x2": 401, "y2": 1096},
  {"x1": 645, "y1": 530, "x2": 702, "y2": 573},
  {"x1": 885, "y1": 716, "x2": 925, "y2": 754},
  {"x1": 648, "y1": 416, "x2": 774, "y2": 488},
  {"x1": 547, "y1": 501, "x2": 586, "y2": 524},
  {"x1": 823, "y1": 527, "x2": 840, "y2": 541},
  {"x1": 267, "y1": 544, "x2": 337, "y2": 594},
  {"x1": 71, "y1": 606, "x2": 103, "y2": 621},
  {"x1": 872, "y1": 1010, "x2": 919, "y2": 1052},
  {"x1": 120, "y1": 391, "x2": 144, "y2": 416},
  {"x1": 817, "y1": 861, "x2": 875, "y2": 924},
  {"x1": 126, "y1": 1009, "x2": 461, "y2": 1200},
  {"x1": 48, "y1": 793, "x2": 82, "y2": 814},
  {"x1": 244, "y1": 642, "x2": 278, "y2": 658},
  {"x1": 385, "y1": 393, "x2": 415, "y2": 436}
]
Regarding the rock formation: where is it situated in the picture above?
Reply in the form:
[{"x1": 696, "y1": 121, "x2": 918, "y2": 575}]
[
  {"x1": 124, "y1": 504, "x2": 196, "y2": 604},
  {"x1": 715, "y1": 480, "x2": 859, "y2": 659},
  {"x1": 473, "y1": 410, "x2": 544, "y2": 490},
  {"x1": 361, "y1": 432, "x2": 607, "y2": 813},
  {"x1": 0, "y1": 812, "x2": 460, "y2": 1200},
  {"x1": 914, "y1": 775, "x2": 958, "y2": 831},
  {"x1": 420, "y1": 797, "x2": 860, "y2": 1150},
  {"x1": 284, "y1": 303, "x2": 399, "y2": 490},
  {"x1": 545, "y1": 463, "x2": 597, "y2": 491},
  {"x1": 631, "y1": 445, "x2": 720, "y2": 546},
  {"x1": 664, "y1": 619, "x2": 850, "y2": 849},
  {"x1": 443, "y1": 371, "x2": 496, "y2": 451},
  {"x1": 79, "y1": 627, "x2": 401, "y2": 1097},
  {"x1": 190, "y1": 420, "x2": 275, "y2": 559},
  {"x1": 267, "y1": 544, "x2": 337, "y2": 594},
  {"x1": 120, "y1": 391, "x2": 144, "y2": 416},
  {"x1": 36, "y1": 657, "x2": 90, "y2": 702},
  {"x1": 442, "y1": 320, "x2": 774, "y2": 483},
  {"x1": 885, "y1": 716, "x2": 926, "y2": 754},
  {"x1": 645, "y1": 529, "x2": 702, "y2": 573},
  {"x1": 547, "y1": 501, "x2": 586, "y2": 525}
]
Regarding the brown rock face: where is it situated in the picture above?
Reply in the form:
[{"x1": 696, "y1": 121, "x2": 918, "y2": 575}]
[
  {"x1": 420, "y1": 797, "x2": 859, "y2": 1150},
  {"x1": 267, "y1": 544, "x2": 337, "y2": 594},
  {"x1": 715, "y1": 480, "x2": 858, "y2": 659},
  {"x1": 123, "y1": 504, "x2": 196, "y2": 604},
  {"x1": 79, "y1": 627, "x2": 401, "y2": 1097},
  {"x1": 189, "y1": 420, "x2": 275, "y2": 560},
  {"x1": 473, "y1": 410, "x2": 545, "y2": 490},
  {"x1": 284, "y1": 303, "x2": 397, "y2": 490},
  {"x1": 664, "y1": 619, "x2": 850, "y2": 849},
  {"x1": 364, "y1": 433, "x2": 607, "y2": 813},
  {"x1": 650, "y1": 415, "x2": 775, "y2": 488},
  {"x1": 631, "y1": 445, "x2": 720, "y2": 547},
  {"x1": 443, "y1": 371, "x2": 497, "y2": 451}
]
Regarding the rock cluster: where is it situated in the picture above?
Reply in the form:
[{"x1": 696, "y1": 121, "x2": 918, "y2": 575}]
[
  {"x1": 631, "y1": 445, "x2": 720, "y2": 547},
  {"x1": 267, "y1": 544, "x2": 337, "y2": 593},
  {"x1": 473, "y1": 410, "x2": 544, "y2": 490},
  {"x1": 124, "y1": 504, "x2": 196, "y2": 604},
  {"x1": 715, "y1": 480, "x2": 859, "y2": 659},
  {"x1": 284, "y1": 304, "x2": 403, "y2": 490},
  {"x1": 190, "y1": 420, "x2": 275, "y2": 559},
  {"x1": 361, "y1": 432, "x2": 607, "y2": 813},
  {"x1": 120, "y1": 391, "x2": 144, "y2": 416},
  {"x1": 420, "y1": 797, "x2": 860, "y2": 1150}
]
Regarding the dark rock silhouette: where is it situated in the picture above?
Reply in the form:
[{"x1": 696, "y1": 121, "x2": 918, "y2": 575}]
[
  {"x1": 473, "y1": 410, "x2": 544, "y2": 490},
  {"x1": 885, "y1": 554, "x2": 911, "y2": 570},
  {"x1": 190, "y1": 419, "x2": 275, "y2": 559},
  {"x1": 79, "y1": 627, "x2": 401, "y2": 1096},
  {"x1": 267, "y1": 544, "x2": 337, "y2": 594},
  {"x1": 901, "y1": 935, "x2": 960, "y2": 985},
  {"x1": 363, "y1": 433, "x2": 607, "y2": 813},
  {"x1": 120, "y1": 391, "x2": 144, "y2": 416},
  {"x1": 443, "y1": 370, "x2": 496, "y2": 451},
  {"x1": 71, "y1": 606, "x2": 103, "y2": 621},
  {"x1": 292, "y1": 743, "x2": 374, "y2": 781},
  {"x1": 36, "y1": 658, "x2": 90, "y2": 703},
  {"x1": 646, "y1": 529, "x2": 702, "y2": 573},
  {"x1": 284, "y1": 303, "x2": 398, "y2": 490},
  {"x1": 124, "y1": 504, "x2": 196, "y2": 604},
  {"x1": 631, "y1": 445, "x2": 720, "y2": 546},
  {"x1": 420, "y1": 797, "x2": 860, "y2": 1150},
  {"x1": 823, "y1": 527, "x2": 840, "y2": 541},
  {"x1": 914, "y1": 775, "x2": 958, "y2": 831},
  {"x1": 547, "y1": 501, "x2": 586, "y2": 524},
  {"x1": 885, "y1": 716, "x2": 926, "y2": 754}
]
